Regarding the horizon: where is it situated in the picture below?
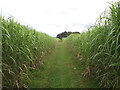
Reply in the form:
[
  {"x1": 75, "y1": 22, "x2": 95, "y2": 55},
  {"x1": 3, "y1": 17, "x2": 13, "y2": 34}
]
[{"x1": 0, "y1": 0, "x2": 113, "y2": 37}]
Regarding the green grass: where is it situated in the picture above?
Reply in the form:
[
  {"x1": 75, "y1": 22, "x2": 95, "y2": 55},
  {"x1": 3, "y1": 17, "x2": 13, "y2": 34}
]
[
  {"x1": 1, "y1": 16, "x2": 57, "y2": 88},
  {"x1": 1, "y1": 1, "x2": 120, "y2": 89},
  {"x1": 29, "y1": 42, "x2": 98, "y2": 88},
  {"x1": 65, "y1": 1, "x2": 120, "y2": 88}
]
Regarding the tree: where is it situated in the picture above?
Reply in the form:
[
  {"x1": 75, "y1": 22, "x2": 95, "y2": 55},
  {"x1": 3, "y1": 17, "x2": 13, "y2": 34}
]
[{"x1": 56, "y1": 31, "x2": 80, "y2": 39}]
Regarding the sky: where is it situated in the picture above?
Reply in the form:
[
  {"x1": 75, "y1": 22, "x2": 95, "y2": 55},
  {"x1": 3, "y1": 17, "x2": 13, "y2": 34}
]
[{"x1": 0, "y1": 0, "x2": 113, "y2": 37}]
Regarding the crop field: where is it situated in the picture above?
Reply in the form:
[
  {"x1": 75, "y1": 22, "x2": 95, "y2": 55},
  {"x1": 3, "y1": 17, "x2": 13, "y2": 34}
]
[
  {"x1": 65, "y1": 2, "x2": 120, "y2": 88},
  {"x1": 1, "y1": 1, "x2": 120, "y2": 89},
  {"x1": 1, "y1": 17, "x2": 57, "y2": 88}
]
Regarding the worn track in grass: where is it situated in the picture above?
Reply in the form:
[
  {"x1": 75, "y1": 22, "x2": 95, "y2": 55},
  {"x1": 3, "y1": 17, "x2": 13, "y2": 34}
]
[{"x1": 29, "y1": 42, "x2": 98, "y2": 88}]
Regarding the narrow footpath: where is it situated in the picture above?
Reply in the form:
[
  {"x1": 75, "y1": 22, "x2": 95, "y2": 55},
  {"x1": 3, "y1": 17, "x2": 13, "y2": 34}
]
[{"x1": 29, "y1": 42, "x2": 98, "y2": 88}]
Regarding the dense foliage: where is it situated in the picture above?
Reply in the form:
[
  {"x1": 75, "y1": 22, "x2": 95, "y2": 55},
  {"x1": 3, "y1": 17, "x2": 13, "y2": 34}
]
[
  {"x1": 1, "y1": 16, "x2": 56, "y2": 88},
  {"x1": 65, "y1": 2, "x2": 120, "y2": 88},
  {"x1": 57, "y1": 31, "x2": 80, "y2": 39}
]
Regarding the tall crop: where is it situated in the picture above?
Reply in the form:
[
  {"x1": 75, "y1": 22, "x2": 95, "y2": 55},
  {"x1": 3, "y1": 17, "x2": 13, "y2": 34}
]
[
  {"x1": 0, "y1": 16, "x2": 2, "y2": 89},
  {"x1": 65, "y1": 1, "x2": 120, "y2": 88},
  {"x1": 1, "y1": 16, "x2": 56, "y2": 88}
]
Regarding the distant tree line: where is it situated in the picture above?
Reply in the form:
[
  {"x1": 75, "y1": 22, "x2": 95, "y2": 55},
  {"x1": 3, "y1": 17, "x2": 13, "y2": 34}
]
[{"x1": 56, "y1": 31, "x2": 80, "y2": 39}]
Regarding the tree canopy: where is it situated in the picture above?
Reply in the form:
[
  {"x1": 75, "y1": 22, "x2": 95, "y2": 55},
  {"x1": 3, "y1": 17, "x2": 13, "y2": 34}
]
[{"x1": 56, "y1": 31, "x2": 80, "y2": 39}]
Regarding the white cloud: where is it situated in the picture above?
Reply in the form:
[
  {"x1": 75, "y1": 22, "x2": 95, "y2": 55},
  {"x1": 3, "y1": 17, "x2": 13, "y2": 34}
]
[{"x1": 0, "y1": 0, "x2": 113, "y2": 37}]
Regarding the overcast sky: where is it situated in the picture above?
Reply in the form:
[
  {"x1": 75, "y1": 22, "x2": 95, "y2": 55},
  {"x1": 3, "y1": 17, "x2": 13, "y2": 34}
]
[{"x1": 0, "y1": 0, "x2": 113, "y2": 37}]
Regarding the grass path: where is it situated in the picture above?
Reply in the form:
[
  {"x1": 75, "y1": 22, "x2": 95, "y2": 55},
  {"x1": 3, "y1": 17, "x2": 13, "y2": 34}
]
[{"x1": 29, "y1": 42, "x2": 98, "y2": 88}]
